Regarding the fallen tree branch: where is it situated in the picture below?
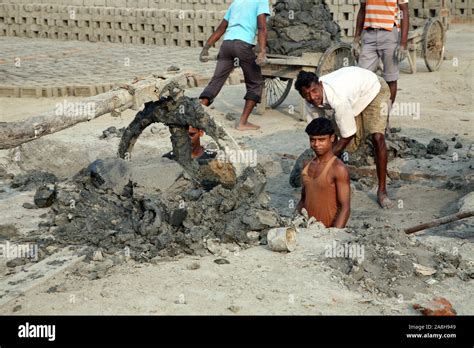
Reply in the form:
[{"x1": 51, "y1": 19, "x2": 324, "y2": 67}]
[{"x1": 0, "y1": 72, "x2": 194, "y2": 150}]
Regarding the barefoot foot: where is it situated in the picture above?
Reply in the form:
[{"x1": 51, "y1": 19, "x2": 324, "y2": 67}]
[
  {"x1": 377, "y1": 191, "x2": 393, "y2": 209},
  {"x1": 236, "y1": 122, "x2": 260, "y2": 131}
]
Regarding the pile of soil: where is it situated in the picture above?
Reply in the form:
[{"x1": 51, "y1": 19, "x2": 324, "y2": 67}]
[
  {"x1": 324, "y1": 226, "x2": 473, "y2": 299},
  {"x1": 36, "y1": 158, "x2": 283, "y2": 261},
  {"x1": 347, "y1": 132, "x2": 452, "y2": 167}
]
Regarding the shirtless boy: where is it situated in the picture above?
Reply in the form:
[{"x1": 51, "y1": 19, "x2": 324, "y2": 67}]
[{"x1": 297, "y1": 118, "x2": 351, "y2": 228}]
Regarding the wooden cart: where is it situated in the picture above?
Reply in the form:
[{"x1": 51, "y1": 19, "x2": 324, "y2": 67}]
[
  {"x1": 208, "y1": 16, "x2": 445, "y2": 116},
  {"x1": 404, "y1": 17, "x2": 446, "y2": 74},
  {"x1": 257, "y1": 42, "x2": 355, "y2": 115}
]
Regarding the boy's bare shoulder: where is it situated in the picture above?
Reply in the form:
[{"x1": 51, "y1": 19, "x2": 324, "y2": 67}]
[
  {"x1": 333, "y1": 157, "x2": 347, "y2": 168},
  {"x1": 332, "y1": 158, "x2": 350, "y2": 178}
]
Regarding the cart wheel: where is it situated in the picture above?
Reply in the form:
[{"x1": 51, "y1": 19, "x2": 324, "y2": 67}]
[
  {"x1": 264, "y1": 77, "x2": 293, "y2": 109},
  {"x1": 317, "y1": 43, "x2": 356, "y2": 77},
  {"x1": 422, "y1": 18, "x2": 445, "y2": 72}
]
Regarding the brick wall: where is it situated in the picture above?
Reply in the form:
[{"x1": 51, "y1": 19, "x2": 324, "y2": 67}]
[
  {"x1": 327, "y1": 0, "x2": 360, "y2": 37},
  {"x1": 326, "y1": 0, "x2": 467, "y2": 36},
  {"x1": 0, "y1": 0, "x2": 471, "y2": 47},
  {"x1": 0, "y1": 0, "x2": 238, "y2": 10},
  {"x1": 0, "y1": 3, "x2": 229, "y2": 47}
]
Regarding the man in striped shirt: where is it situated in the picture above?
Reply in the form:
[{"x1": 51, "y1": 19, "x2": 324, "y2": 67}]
[{"x1": 352, "y1": 0, "x2": 409, "y2": 109}]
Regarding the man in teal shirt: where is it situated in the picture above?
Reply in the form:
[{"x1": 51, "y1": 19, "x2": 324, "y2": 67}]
[{"x1": 199, "y1": 0, "x2": 271, "y2": 131}]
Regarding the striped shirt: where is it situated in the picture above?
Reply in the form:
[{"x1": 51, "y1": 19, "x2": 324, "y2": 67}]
[{"x1": 361, "y1": 0, "x2": 408, "y2": 31}]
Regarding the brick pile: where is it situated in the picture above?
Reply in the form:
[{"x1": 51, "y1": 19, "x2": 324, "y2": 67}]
[{"x1": 0, "y1": 0, "x2": 470, "y2": 47}]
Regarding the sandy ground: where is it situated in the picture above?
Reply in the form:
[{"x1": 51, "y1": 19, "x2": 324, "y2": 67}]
[{"x1": 0, "y1": 24, "x2": 472, "y2": 315}]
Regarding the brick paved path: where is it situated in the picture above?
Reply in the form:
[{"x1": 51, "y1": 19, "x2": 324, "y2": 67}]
[{"x1": 0, "y1": 36, "x2": 228, "y2": 97}]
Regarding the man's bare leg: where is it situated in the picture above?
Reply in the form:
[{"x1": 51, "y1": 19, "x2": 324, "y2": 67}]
[
  {"x1": 372, "y1": 132, "x2": 393, "y2": 208},
  {"x1": 236, "y1": 99, "x2": 260, "y2": 131},
  {"x1": 387, "y1": 80, "x2": 397, "y2": 105},
  {"x1": 386, "y1": 80, "x2": 397, "y2": 129}
]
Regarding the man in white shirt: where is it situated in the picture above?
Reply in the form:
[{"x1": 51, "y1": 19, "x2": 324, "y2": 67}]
[{"x1": 295, "y1": 67, "x2": 393, "y2": 209}]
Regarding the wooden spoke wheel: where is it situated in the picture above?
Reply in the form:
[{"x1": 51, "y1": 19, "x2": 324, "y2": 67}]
[
  {"x1": 264, "y1": 76, "x2": 293, "y2": 109},
  {"x1": 422, "y1": 18, "x2": 445, "y2": 72},
  {"x1": 317, "y1": 43, "x2": 356, "y2": 77}
]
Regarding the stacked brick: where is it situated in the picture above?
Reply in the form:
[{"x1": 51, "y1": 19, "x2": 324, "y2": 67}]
[
  {"x1": 451, "y1": 0, "x2": 473, "y2": 20},
  {"x1": 326, "y1": 0, "x2": 360, "y2": 37},
  {"x1": 406, "y1": 0, "x2": 470, "y2": 29},
  {"x1": 0, "y1": 0, "x2": 239, "y2": 11},
  {"x1": 408, "y1": 0, "x2": 444, "y2": 29},
  {"x1": 0, "y1": 3, "x2": 231, "y2": 47},
  {"x1": 0, "y1": 0, "x2": 471, "y2": 45}
]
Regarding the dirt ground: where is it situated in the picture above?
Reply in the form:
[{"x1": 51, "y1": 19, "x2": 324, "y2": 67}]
[{"x1": 0, "y1": 24, "x2": 472, "y2": 315}]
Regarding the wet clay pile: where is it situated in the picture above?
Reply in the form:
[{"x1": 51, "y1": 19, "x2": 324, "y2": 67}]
[
  {"x1": 10, "y1": 171, "x2": 57, "y2": 191},
  {"x1": 4, "y1": 95, "x2": 284, "y2": 263},
  {"x1": 41, "y1": 158, "x2": 282, "y2": 261},
  {"x1": 267, "y1": 0, "x2": 341, "y2": 56},
  {"x1": 346, "y1": 130, "x2": 456, "y2": 167},
  {"x1": 323, "y1": 227, "x2": 473, "y2": 299}
]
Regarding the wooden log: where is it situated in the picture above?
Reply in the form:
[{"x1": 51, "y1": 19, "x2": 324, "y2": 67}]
[
  {"x1": 0, "y1": 73, "x2": 194, "y2": 150},
  {"x1": 404, "y1": 210, "x2": 474, "y2": 235}
]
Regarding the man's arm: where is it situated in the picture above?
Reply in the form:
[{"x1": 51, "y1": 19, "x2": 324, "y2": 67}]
[
  {"x1": 354, "y1": 1, "x2": 366, "y2": 41},
  {"x1": 399, "y1": 3, "x2": 409, "y2": 49},
  {"x1": 256, "y1": 14, "x2": 268, "y2": 65},
  {"x1": 394, "y1": 2, "x2": 409, "y2": 62},
  {"x1": 332, "y1": 163, "x2": 351, "y2": 228},
  {"x1": 333, "y1": 135, "x2": 355, "y2": 157},
  {"x1": 205, "y1": 19, "x2": 228, "y2": 47},
  {"x1": 351, "y1": 1, "x2": 366, "y2": 57},
  {"x1": 200, "y1": 19, "x2": 228, "y2": 62}
]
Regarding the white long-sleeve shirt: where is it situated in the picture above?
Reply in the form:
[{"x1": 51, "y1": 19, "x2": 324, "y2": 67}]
[{"x1": 305, "y1": 67, "x2": 381, "y2": 138}]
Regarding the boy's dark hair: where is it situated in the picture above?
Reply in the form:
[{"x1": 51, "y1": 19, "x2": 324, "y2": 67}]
[
  {"x1": 295, "y1": 71, "x2": 319, "y2": 93},
  {"x1": 305, "y1": 117, "x2": 335, "y2": 136}
]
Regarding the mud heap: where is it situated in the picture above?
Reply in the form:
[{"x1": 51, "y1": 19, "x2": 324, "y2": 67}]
[
  {"x1": 44, "y1": 158, "x2": 282, "y2": 261},
  {"x1": 32, "y1": 96, "x2": 284, "y2": 261},
  {"x1": 267, "y1": 0, "x2": 341, "y2": 56},
  {"x1": 324, "y1": 226, "x2": 473, "y2": 299}
]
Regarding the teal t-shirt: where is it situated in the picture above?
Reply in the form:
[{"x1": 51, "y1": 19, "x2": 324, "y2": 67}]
[{"x1": 223, "y1": 0, "x2": 271, "y2": 45}]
